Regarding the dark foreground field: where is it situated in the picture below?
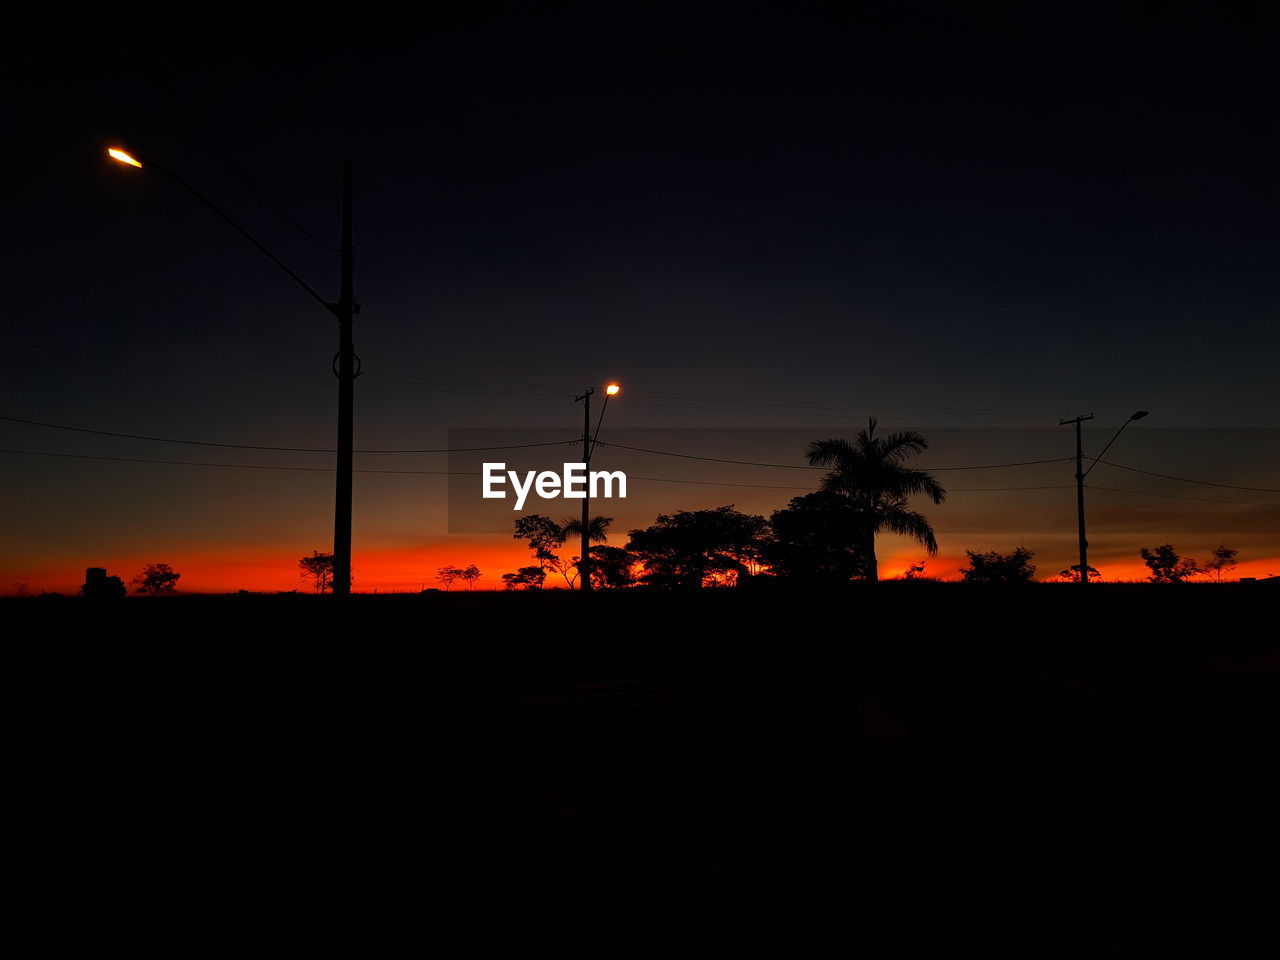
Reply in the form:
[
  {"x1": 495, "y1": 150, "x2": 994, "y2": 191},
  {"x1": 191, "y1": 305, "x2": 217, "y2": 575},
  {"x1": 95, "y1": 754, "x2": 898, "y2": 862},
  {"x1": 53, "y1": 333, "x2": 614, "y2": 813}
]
[{"x1": 6, "y1": 585, "x2": 1280, "y2": 956}]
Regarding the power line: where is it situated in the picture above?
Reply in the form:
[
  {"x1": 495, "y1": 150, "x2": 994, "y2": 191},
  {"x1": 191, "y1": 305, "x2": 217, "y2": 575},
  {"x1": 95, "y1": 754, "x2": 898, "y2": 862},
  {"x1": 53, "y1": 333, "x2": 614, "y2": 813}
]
[
  {"x1": 10, "y1": 413, "x2": 1277, "y2": 491},
  {"x1": 207, "y1": 134, "x2": 342, "y2": 253},
  {"x1": 924, "y1": 458, "x2": 1076, "y2": 472},
  {"x1": 618, "y1": 397, "x2": 1049, "y2": 424},
  {"x1": 0, "y1": 449, "x2": 465, "y2": 475},
  {"x1": 594, "y1": 440, "x2": 823, "y2": 469},
  {"x1": 0, "y1": 416, "x2": 576, "y2": 455},
  {"x1": 0, "y1": 415, "x2": 1068, "y2": 469},
  {"x1": 0, "y1": 447, "x2": 1080, "y2": 495},
  {"x1": 629, "y1": 474, "x2": 813, "y2": 490},
  {"x1": 945, "y1": 484, "x2": 1076, "y2": 492},
  {"x1": 1086, "y1": 484, "x2": 1280, "y2": 508},
  {"x1": 595, "y1": 440, "x2": 1073, "y2": 472},
  {"x1": 1099, "y1": 460, "x2": 1280, "y2": 494}
]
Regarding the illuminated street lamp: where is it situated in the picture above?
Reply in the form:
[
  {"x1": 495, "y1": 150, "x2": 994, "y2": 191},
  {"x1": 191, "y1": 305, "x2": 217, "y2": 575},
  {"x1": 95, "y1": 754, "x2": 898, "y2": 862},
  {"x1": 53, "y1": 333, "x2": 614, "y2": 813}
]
[
  {"x1": 107, "y1": 148, "x2": 142, "y2": 168},
  {"x1": 575, "y1": 381, "x2": 621, "y2": 592},
  {"x1": 107, "y1": 145, "x2": 358, "y2": 597},
  {"x1": 1059, "y1": 409, "x2": 1150, "y2": 583}
]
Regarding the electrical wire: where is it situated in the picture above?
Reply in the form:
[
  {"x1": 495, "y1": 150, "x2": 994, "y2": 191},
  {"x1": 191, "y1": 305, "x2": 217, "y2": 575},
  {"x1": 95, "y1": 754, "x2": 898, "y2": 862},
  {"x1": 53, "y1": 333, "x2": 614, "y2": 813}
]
[
  {"x1": 1086, "y1": 484, "x2": 1280, "y2": 508},
  {"x1": 594, "y1": 440, "x2": 1073, "y2": 472},
  {"x1": 0, "y1": 448, "x2": 1076, "y2": 494},
  {"x1": 1098, "y1": 460, "x2": 1280, "y2": 494},
  {"x1": 207, "y1": 134, "x2": 342, "y2": 253},
  {"x1": 7, "y1": 415, "x2": 1278, "y2": 493},
  {"x1": 0, "y1": 449, "x2": 463, "y2": 475},
  {"x1": 0, "y1": 416, "x2": 576, "y2": 455}
]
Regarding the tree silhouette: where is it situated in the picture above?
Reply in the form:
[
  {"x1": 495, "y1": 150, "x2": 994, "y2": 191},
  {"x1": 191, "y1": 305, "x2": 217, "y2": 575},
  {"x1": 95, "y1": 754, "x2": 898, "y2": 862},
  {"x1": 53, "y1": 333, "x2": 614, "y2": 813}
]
[
  {"x1": 763, "y1": 490, "x2": 869, "y2": 583},
  {"x1": 961, "y1": 547, "x2": 1037, "y2": 584},
  {"x1": 460, "y1": 564, "x2": 482, "y2": 590},
  {"x1": 1204, "y1": 544, "x2": 1239, "y2": 582},
  {"x1": 513, "y1": 514, "x2": 581, "y2": 588},
  {"x1": 501, "y1": 566, "x2": 546, "y2": 590},
  {"x1": 806, "y1": 418, "x2": 946, "y2": 581},
  {"x1": 589, "y1": 545, "x2": 636, "y2": 589},
  {"x1": 436, "y1": 566, "x2": 464, "y2": 591},
  {"x1": 627, "y1": 505, "x2": 768, "y2": 589},
  {"x1": 1058, "y1": 564, "x2": 1101, "y2": 583},
  {"x1": 562, "y1": 515, "x2": 613, "y2": 585},
  {"x1": 1140, "y1": 544, "x2": 1201, "y2": 584},
  {"x1": 131, "y1": 563, "x2": 181, "y2": 595},
  {"x1": 299, "y1": 551, "x2": 335, "y2": 593},
  {"x1": 561, "y1": 515, "x2": 613, "y2": 544},
  {"x1": 902, "y1": 560, "x2": 928, "y2": 580}
]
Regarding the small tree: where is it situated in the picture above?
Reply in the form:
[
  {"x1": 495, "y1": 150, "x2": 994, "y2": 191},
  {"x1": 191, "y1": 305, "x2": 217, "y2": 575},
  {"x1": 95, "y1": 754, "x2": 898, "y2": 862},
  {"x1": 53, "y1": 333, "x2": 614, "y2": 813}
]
[
  {"x1": 903, "y1": 560, "x2": 928, "y2": 580},
  {"x1": 1058, "y1": 564, "x2": 1102, "y2": 583},
  {"x1": 501, "y1": 566, "x2": 546, "y2": 591},
  {"x1": 460, "y1": 564, "x2": 482, "y2": 590},
  {"x1": 299, "y1": 551, "x2": 335, "y2": 593},
  {"x1": 132, "y1": 563, "x2": 181, "y2": 596},
  {"x1": 1140, "y1": 544, "x2": 1201, "y2": 584},
  {"x1": 1204, "y1": 544, "x2": 1239, "y2": 583},
  {"x1": 590, "y1": 545, "x2": 636, "y2": 590},
  {"x1": 960, "y1": 547, "x2": 1037, "y2": 584},
  {"x1": 435, "y1": 566, "x2": 464, "y2": 591},
  {"x1": 514, "y1": 514, "x2": 567, "y2": 566},
  {"x1": 513, "y1": 514, "x2": 580, "y2": 588}
]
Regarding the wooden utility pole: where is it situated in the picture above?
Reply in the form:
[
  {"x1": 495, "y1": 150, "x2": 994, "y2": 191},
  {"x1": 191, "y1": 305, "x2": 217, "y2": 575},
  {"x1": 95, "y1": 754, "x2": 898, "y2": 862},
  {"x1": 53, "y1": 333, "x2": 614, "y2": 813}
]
[
  {"x1": 333, "y1": 161, "x2": 356, "y2": 597},
  {"x1": 1059, "y1": 413, "x2": 1094, "y2": 584},
  {"x1": 576, "y1": 387, "x2": 594, "y2": 592}
]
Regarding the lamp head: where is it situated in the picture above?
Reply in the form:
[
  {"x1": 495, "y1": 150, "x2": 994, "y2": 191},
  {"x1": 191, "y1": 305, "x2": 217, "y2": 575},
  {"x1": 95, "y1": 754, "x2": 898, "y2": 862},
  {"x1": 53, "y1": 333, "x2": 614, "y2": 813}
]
[
  {"x1": 108, "y1": 148, "x2": 142, "y2": 168},
  {"x1": 605, "y1": 383, "x2": 621, "y2": 396},
  {"x1": 1129, "y1": 410, "x2": 1149, "y2": 421}
]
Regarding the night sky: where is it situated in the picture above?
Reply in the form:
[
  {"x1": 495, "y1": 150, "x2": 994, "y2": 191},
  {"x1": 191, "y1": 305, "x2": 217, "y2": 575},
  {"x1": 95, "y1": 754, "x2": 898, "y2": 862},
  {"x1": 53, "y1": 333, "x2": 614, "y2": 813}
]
[{"x1": 5, "y1": 5, "x2": 1280, "y2": 591}]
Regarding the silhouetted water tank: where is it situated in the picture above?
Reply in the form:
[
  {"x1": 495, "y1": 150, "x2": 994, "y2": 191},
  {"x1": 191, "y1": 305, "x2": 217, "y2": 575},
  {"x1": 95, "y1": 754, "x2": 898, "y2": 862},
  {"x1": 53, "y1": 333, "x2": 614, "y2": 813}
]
[{"x1": 82, "y1": 567, "x2": 125, "y2": 600}]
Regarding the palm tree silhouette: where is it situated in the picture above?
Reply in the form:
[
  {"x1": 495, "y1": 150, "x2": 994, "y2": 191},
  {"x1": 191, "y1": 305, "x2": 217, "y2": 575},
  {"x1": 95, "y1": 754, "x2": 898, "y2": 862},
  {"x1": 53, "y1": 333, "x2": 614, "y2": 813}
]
[
  {"x1": 560, "y1": 515, "x2": 613, "y2": 544},
  {"x1": 560, "y1": 515, "x2": 613, "y2": 588},
  {"x1": 806, "y1": 418, "x2": 946, "y2": 581}
]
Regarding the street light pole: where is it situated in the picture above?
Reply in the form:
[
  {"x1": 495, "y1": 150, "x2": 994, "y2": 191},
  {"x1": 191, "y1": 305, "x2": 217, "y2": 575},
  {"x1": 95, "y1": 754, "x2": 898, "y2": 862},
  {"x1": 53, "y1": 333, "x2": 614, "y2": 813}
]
[
  {"x1": 1059, "y1": 414, "x2": 1094, "y2": 584},
  {"x1": 108, "y1": 147, "x2": 358, "y2": 597},
  {"x1": 575, "y1": 387, "x2": 594, "y2": 593},
  {"x1": 1059, "y1": 410, "x2": 1149, "y2": 584},
  {"x1": 332, "y1": 161, "x2": 355, "y2": 598},
  {"x1": 573, "y1": 382, "x2": 622, "y2": 593}
]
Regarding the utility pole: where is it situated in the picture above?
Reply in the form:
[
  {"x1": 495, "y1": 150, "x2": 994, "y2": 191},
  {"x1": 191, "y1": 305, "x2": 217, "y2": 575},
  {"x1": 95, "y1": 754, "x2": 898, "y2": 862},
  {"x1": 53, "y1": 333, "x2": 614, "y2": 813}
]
[
  {"x1": 1059, "y1": 414, "x2": 1094, "y2": 584},
  {"x1": 332, "y1": 161, "x2": 356, "y2": 598},
  {"x1": 576, "y1": 387, "x2": 594, "y2": 592}
]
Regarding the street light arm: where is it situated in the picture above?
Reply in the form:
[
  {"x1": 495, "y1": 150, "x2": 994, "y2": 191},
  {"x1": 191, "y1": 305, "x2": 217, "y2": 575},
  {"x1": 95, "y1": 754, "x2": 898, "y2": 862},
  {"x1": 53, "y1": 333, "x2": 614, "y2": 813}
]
[
  {"x1": 139, "y1": 156, "x2": 334, "y2": 313},
  {"x1": 590, "y1": 393, "x2": 611, "y2": 457},
  {"x1": 1083, "y1": 418, "x2": 1136, "y2": 477}
]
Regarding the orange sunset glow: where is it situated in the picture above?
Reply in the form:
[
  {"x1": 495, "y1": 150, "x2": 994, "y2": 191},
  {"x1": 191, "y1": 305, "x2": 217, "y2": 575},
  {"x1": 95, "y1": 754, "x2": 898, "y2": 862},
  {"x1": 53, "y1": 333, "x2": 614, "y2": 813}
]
[{"x1": 7, "y1": 541, "x2": 1278, "y2": 595}]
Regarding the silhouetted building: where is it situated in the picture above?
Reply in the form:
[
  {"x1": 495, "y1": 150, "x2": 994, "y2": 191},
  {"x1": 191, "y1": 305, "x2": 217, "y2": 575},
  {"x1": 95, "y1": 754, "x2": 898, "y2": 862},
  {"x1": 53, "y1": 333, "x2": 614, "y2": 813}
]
[{"x1": 82, "y1": 567, "x2": 126, "y2": 601}]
